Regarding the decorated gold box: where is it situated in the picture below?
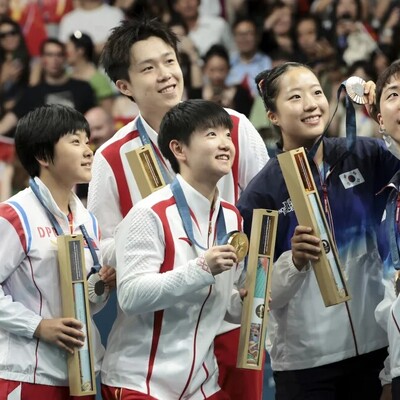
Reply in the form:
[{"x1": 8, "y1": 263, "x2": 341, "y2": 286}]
[
  {"x1": 277, "y1": 147, "x2": 350, "y2": 306},
  {"x1": 125, "y1": 144, "x2": 166, "y2": 198},
  {"x1": 57, "y1": 234, "x2": 96, "y2": 396},
  {"x1": 237, "y1": 209, "x2": 278, "y2": 370}
]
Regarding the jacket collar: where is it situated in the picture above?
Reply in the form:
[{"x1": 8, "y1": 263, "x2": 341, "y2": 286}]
[
  {"x1": 276, "y1": 137, "x2": 349, "y2": 168},
  {"x1": 176, "y1": 174, "x2": 221, "y2": 225},
  {"x1": 32, "y1": 177, "x2": 91, "y2": 228}
]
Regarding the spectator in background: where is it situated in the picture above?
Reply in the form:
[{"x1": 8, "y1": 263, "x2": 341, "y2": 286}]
[
  {"x1": 370, "y1": 48, "x2": 392, "y2": 77},
  {"x1": 75, "y1": 106, "x2": 116, "y2": 202},
  {"x1": 0, "y1": 0, "x2": 9, "y2": 17},
  {"x1": 189, "y1": 44, "x2": 253, "y2": 117},
  {"x1": 374, "y1": 4, "x2": 400, "y2": 62},
  {"x1": 0, "y1": 16, "x2": 30, "y2": 115},
  {"x1": 124, "y1": 0, "x2": 172, "y2": 24},
  {"x1": 85, "y1": 106, "x2": 115, "y2": 151},
  {"x1": 260, "y1": 1, "x2": 295, "y2": 58},
  {"x1": 293, "y1": 13, "x2": 335, "y2": 76},
  {"x1": 198, "y1": 0, "x2": 247, "y2": 25},
  {"x1": 328, "y1": 0, "x2": 377, "y2": 67},
  {"x1": 0, "y1": 38, "x2": 96, "y2": 137},
  {"x1": 111, "y1": 93, "x2": 139, "y2": 132},
  {"x1": 168, "y1": 15, "x2": 203, "y2": 99},
  {"x1": 66, "y1": 31, "x2": 115, "y2": 113},
  {"x1": 0, "y1": 16, "x2": 30, "y2": 201},
  {"x1": 7, "y1": 0, "x2": 48, "y2": 57},
  {"x1": 171, "y1": 0, "x2": 236, "y2": 57},
  {"x1": 226, "y1": 16, "x2": 272, "y2": 99},
  {"x1": 58, "y1": 0, "x2": 125, "y2": 61}
]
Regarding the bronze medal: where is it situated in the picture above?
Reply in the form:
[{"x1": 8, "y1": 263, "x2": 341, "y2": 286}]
[
  {"x1": 227, "y1": 231, "x2": 249, "y2": 263},
  {"x1": 345, "y1": 76, "x2": 367, "y2": 105}
]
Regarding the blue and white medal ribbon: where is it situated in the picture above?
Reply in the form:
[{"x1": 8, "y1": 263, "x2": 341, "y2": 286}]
[
  {"x1": 170, "y1": 177, "x2": 229, "y2": 250},
  {"x1": 29, "y1": 178, "x2": 106, "y2": 302}
]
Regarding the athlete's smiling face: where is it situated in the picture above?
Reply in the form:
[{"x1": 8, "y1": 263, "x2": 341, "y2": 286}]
[
  {"x1": 177, "y1": 125, "x2": 235, "y2": 186},
  {"x1": 267, "y1": 66, "x2": 329, "y2": 151},
  {"x1": 116, "y1": 36, "x2": 184, "y2": 124}
]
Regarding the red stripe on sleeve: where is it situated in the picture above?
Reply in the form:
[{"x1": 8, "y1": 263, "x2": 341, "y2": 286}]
[{"x1": 0, "y1": 203, "x2": 27, "y2": 252}]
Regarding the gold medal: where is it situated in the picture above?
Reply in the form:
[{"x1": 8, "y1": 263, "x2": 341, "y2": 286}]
[
  {"x1": 345, "y1": 76, "x2": 367, "y2": 105},
  {"x1": 227, "y1": 231, "x2": 249, "y2": 263}
]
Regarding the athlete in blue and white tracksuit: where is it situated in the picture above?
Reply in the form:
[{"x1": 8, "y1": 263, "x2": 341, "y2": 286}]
[
  {"x1": 375, "y1": 171, "x2": 400, "y2": 392},
  {"x1": 237, "y1": 137, "x2": 400, "y2": 381}
]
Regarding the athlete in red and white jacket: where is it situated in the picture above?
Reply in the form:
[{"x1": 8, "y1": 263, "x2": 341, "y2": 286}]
[
  {"x1": 0, "y1": 178, "x2": 105, "y2": 386},
  {"x1": 103, "y1": 174, "x2": 244, "y2": 399},
  {"x1": 88, "y1": 109, "x2": 268, "y2": 267},
  {"x1": 88, "y1": 110, "x2": 268, "y2": 398}
]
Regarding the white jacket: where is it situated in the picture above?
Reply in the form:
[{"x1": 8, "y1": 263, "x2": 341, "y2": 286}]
[
  {"x1": 0, "y1": 178, "x2": 105, "y2": 386},
  {"x1": 87, "y1": 109, "x2": 268, "y2": 336},
  {"x1": 101, "y1": 175, "x2": 244, "y2": 399},
  {"x1": 87, "y1": 110, "x2": 268, "y2": 268}
]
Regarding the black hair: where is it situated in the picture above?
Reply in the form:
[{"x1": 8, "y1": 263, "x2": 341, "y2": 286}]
[
  {"x1": 124, "y1": 0, "x2": 170, "y2": 22},
  {"x1": 69, "y1": 31, "x2": 94, "y2": 62},
  {"x1": 232, "y1": 15, "x2": 258, "y2": 33},
  {"x1": 203, "y1": 44, "x2": 230, "y2": 66},
  {"x1": 15, "y1": 104, "x2": 90, "y2": 177},
  {"x1": 158, "y1": 99, "x2": 233, "y2": 173},
  {"x1": 332, "y1": 0, "x2": 362, "y2": 22},
  {"x1": 255, "y1": 62, "x2": 313, "y2": 112},
  {"x1": 295, "y1": 13, "x2": 323, "y2": 42},
  {"x1": 168, "y1": 13, "x2": 189, "y2": 35},
  {"x1": 100, "y1": 18, "x2": 179, "y2": 85},
  {"x1": 347, "y1": 59, "x2": 376, "y2": 82},
  {"x1": 376, "y1": 60, "x2": 400, "y2": 113},
  {"x1": 40, "y1": 37, "x2": 65, "y2": 56}
]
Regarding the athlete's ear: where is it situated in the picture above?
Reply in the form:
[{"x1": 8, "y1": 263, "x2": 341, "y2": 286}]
[
  {"x1": 169, "y1": 140, "x2": 186, "y2": 162},
  {"x1": 116, "y1": 79, "x2": 134, "y2": 98},
  {"x1": 377, "y1": 112, "x2": 385, "y2": 132},
  {"x1": 36, "y1": 156, "x2": 50, "y2": 168},
  {"x1": 267, "y1": 110, "x2": 279, "y2": 126}
]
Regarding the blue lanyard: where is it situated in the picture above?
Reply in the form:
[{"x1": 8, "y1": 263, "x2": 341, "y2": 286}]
[
  {"x1": 339, "y1": 79, "x2": 357, "y2": 153},
  {"x1": 136, "y1": 117, "x2": 172, "y2": 184},
  {"x1": 386, "y1": 189, "x2": 400, "y2": 270},
  {"x1": 170, "y1": 178, "x2": 228, "y2": 250},
  {"x1": 308, "y1": 79, "x2": 357, "y2": 162},
  {"x1": 29, "y1": 178, "x2": 101, "y2": 275}
]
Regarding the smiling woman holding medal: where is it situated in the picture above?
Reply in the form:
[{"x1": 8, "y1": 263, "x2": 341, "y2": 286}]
[
  {"x1": 103, "y1": 99, "x2": 248, "y2": 400},
  {"x1": 237, "y1": 62, "x2": 400, "y2": 400}
]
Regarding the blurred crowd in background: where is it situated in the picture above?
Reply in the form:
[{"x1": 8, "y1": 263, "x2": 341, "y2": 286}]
[{"x1": 0, "y1": 0, "x2": 398, "y2": 202}]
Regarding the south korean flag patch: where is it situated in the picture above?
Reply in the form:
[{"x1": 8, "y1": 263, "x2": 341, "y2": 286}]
[{"x1": 339, "y1": 168, "x2": 365, "y2": 189}]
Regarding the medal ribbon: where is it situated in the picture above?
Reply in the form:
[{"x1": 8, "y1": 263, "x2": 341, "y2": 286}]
[
  {"x1": 29, "y1": 178, "x2": 101, "y2": 276},
  {"x1": 307, "y1": 79, "x2": 357, "y2": 162},
  {"x1": 137, "y1": 117, "x2": 172, "y2": 184},
  {"x1": 170, "y1": 177, "x2": 228, "y2": 250},
  {"x1": 386, "y1": 189, "x2": 400, "y2": 269}
]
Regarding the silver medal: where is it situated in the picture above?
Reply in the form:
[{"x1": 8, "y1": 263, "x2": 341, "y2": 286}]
[{"x1": 345, "y1": 76, "x2": 367, "y2": 105}]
